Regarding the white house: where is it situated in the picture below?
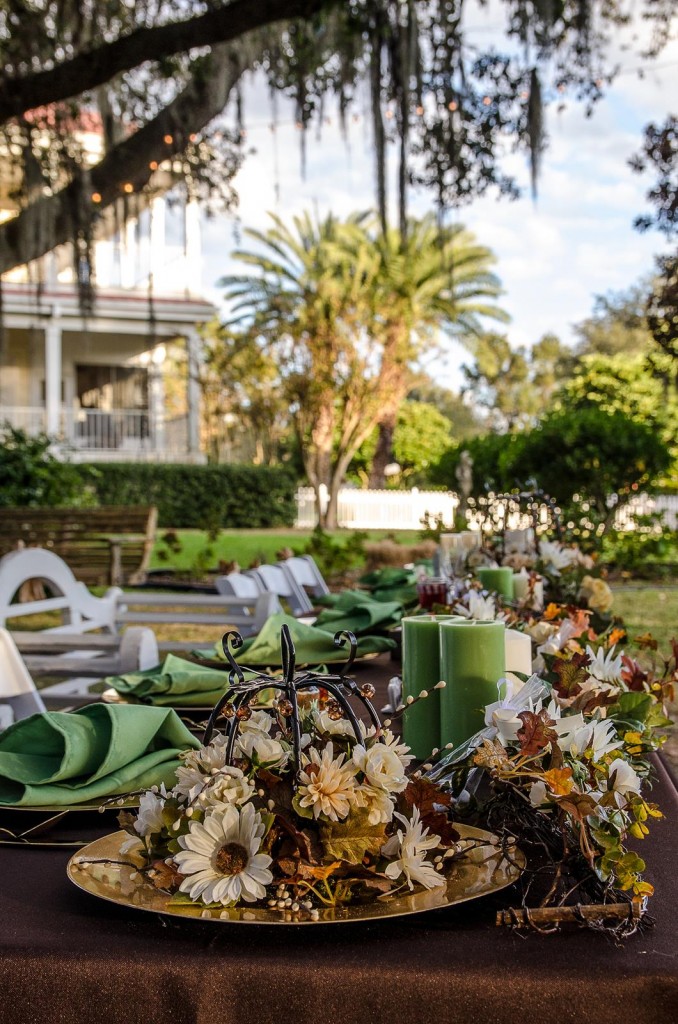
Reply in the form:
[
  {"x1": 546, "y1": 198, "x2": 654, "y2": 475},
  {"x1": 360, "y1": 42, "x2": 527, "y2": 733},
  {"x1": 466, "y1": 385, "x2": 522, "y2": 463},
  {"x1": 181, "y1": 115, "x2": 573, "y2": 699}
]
[{"x1": 1, "y1": 144, "x2": 216, "y2": 464}]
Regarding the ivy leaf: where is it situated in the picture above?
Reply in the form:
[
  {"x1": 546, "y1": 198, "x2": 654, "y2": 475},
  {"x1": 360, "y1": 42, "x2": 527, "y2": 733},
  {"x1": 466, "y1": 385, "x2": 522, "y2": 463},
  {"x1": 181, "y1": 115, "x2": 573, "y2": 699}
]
[
  {"x1": 320, "y1": 810, "x2": 387, "y2": 863},
  {"x1": 517, "y1": 709, "x2": 558, "y2": 756},
  {"x1": 550, "y1": 652, "x2": 590, "y2": 699}
]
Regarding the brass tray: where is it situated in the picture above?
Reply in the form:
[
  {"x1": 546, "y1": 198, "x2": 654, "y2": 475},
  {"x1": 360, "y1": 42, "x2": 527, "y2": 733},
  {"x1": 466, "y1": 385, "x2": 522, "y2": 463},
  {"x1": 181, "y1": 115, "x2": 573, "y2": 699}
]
[
  {"x1": 67, "y1": 824, "x2": 524, "y2": 925},
  {"x1": 0, "y1": 797, "x2": 139, "y2": 848}
]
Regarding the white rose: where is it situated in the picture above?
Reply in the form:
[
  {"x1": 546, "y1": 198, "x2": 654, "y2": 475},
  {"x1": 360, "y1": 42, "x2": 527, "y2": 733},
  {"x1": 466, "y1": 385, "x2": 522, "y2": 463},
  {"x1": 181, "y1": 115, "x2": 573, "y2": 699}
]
[
  {"x1": 237, "y1": 731, "x2": 289, "y2": 769},
  {"x1": 352, "y1": 742, "x2": 408, "y2": 794},
  {"x1": 134, "y1": 788, "x2": 166, "y2": 836}
]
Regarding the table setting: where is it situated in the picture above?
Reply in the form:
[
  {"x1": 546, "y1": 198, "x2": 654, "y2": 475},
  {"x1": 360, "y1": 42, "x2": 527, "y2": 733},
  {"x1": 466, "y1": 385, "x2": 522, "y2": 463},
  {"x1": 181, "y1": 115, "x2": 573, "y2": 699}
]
[{"x1": 0, "y1": 528, "x2": 676, "y2": 1024}]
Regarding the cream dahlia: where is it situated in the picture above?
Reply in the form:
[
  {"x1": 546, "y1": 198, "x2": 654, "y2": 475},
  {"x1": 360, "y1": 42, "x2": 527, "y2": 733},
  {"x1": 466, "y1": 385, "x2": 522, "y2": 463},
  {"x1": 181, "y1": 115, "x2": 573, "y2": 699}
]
[{"x1": 297, "y1": 743, "x2": 358, "y2": 821}]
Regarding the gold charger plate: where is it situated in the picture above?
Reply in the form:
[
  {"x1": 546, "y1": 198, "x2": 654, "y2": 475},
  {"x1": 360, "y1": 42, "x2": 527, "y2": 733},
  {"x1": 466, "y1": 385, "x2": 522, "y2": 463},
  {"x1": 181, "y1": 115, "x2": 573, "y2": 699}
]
[
  {"x1": 0, "y1": 797, "x2": 139, "y2": 848},
  {"x1": 67, "y1": 824, "x2": 524, "y2": 926}
]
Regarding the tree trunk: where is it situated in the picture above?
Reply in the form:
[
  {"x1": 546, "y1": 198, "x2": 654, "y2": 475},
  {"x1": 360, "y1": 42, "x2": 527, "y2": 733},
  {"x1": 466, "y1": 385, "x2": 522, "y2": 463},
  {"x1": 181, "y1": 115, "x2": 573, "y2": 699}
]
[{"x1": 368, "y1": 409, "x2": 397, "y2": 488}]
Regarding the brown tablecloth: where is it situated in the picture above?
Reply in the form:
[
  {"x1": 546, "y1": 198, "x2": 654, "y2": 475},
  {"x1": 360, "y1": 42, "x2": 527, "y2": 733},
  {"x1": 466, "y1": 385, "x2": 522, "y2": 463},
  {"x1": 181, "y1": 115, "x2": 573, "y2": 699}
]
[{"x1": 1, "y1": 658, "x2": 677, "y2": 1024}]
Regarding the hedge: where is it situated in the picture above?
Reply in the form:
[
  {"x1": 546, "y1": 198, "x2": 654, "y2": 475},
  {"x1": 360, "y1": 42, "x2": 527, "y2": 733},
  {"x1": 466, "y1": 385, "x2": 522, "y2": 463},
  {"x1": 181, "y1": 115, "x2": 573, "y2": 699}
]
[{"x1": 79, "y1": 463, "x2": 298, "y2": 530}]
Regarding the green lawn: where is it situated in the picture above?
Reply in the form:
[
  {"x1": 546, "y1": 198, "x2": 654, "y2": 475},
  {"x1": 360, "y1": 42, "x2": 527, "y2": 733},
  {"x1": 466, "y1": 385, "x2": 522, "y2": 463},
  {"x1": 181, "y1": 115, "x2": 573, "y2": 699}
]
[
  {"x1": 150, "y1": 528, "x2": 421, "y2": 573},
  {"x1": 611, "y1": 584, "x2": 678, "y2": 653}
]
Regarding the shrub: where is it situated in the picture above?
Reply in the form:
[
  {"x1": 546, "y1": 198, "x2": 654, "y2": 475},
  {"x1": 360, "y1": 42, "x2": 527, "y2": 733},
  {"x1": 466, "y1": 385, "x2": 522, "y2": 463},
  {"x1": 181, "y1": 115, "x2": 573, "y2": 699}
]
[
  {"x1": 80, "y1": 463, "x2": 298, "y2": 530},
  {"x1": 0, "y1": 426, "x2": 96, "y2": 507}
]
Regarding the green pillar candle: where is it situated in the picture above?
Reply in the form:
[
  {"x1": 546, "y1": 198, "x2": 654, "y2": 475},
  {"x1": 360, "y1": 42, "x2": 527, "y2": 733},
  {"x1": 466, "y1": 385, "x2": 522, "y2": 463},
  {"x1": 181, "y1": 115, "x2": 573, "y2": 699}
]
[
  {"x1": 439, "y1": 619, "x2": 506, "y2": 750},
  {"x1": 476, "y1": 566, "x2": 514, "y2": 601},
  {"x1": 401, "y1": 616, "x2": 464, "y2": 759}
]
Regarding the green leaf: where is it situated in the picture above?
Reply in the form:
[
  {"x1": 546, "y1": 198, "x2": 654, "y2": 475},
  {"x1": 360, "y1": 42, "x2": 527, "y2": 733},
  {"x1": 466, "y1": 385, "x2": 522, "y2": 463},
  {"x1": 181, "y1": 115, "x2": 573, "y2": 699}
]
[
  {"x1": 320, "y1": 810, "x2": 387, "y2": 863},
  {"x1": 613, "y1": 692, "x2": 653, "y2": 724}
]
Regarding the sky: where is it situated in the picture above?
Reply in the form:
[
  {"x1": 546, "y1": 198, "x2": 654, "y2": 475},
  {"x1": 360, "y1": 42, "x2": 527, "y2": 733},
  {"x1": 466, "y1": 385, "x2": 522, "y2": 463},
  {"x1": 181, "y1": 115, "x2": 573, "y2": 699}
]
[{"x1": 197, "y1": 9, "x2": 678, "y2": 391}]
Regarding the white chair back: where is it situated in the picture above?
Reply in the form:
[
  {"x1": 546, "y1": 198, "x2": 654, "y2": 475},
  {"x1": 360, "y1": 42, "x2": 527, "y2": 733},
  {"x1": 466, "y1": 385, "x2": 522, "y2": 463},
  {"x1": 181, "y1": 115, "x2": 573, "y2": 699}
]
[
  {"x1": 248, "y1": 564, "x2": 314, "y2": 616},
  {"x1": 0, "y1": 627, "x2": 46, "y2": 721},
  {"x1": 215, "y1": 572, "x2": 264, "y2": 601},
  {"x1": 280, "y1": 556, "x2": 330, "y2": 597}
]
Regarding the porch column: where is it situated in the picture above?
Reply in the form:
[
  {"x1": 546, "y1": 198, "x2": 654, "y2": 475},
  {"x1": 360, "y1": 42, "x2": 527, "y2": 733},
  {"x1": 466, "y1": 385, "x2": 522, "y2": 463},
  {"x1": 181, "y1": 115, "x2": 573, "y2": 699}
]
[
  {"x1": 186, "y1": 329, "x2": 202, "y2": 456},
  {"x1": 148, "y1": 345, "x2": 166, "y2": 452},
  {"x1": 185, "y1": 199, "x2": 202, "y2": 296},
  {"x1": 44, "y1": 314, "x2": 62, "y2": 436}
]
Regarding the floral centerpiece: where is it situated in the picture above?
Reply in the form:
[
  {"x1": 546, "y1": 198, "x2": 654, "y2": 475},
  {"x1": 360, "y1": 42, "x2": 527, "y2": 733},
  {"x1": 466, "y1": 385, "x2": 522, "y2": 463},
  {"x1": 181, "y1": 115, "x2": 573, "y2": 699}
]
[
  {"x1": 428, "y1": 631, "x2": 676, "y2": 925},
  {"x1": 116, "y1": 628, "x2": 463, "y2": 919}
]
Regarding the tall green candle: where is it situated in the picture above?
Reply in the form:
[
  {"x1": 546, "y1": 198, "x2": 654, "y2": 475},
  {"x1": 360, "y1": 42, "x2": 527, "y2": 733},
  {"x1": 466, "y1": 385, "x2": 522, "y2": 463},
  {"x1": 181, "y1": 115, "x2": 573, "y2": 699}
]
[
  {"x1": 439, "y1": 619, "x2": 506, "y2": 749},
  {"x1": 477, "y1": 566, "x2": 514, "y2": 601},
  {"x1": 401, "y1": 616, "x2": 442, "y2": 760}
]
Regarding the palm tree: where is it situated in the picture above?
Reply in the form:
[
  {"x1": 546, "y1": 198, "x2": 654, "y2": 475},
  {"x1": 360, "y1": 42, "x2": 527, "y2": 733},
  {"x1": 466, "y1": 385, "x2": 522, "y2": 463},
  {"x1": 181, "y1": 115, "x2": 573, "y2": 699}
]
[
  {"x1": 221, "y1": 210, "x2": 508, "y2": 526},
  {"x1": 356, "y1": 214, "x2": 509, "y2": 487}
]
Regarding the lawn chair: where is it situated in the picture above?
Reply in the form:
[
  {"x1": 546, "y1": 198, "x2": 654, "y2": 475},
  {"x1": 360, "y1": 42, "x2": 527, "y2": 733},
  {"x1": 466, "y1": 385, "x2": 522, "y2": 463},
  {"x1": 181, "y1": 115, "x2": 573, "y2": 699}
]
[
  {"x1": 279, "y1": 555, "x2": 330, "y2": 599},
  {"x1": 246, "y1": 563, "x2": 315, "y2": 617},
  {"x1": 0, "y1": 628, "x2": 46, "y2": 724}
]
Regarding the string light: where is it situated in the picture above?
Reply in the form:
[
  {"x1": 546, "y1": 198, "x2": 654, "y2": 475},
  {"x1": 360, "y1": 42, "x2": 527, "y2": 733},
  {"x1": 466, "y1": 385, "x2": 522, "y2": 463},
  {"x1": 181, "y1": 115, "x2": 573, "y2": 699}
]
[
  {"x1": 123, "y1": 182, "x2": 134, "y2": 193},
  {"x1": 482, "y1": 96, "x2": 492, "y2": 105},
  {"x1": 149, "y1": 160, "x2": 158, "y2": 170},
  {"x1": 189, "y1": 133, "x2": 198, "y2": 142},
  {"x1": 415, "y1": 105, "x2": 424, "y2": 115},
  {"x1": 163, "y1": 133, "x2": 173, "y2": 144},
  {"x1": 447, "y1": 100, "x2": 457, "y2": 111},
  {"x1": 91, "y1": 192, "x2": 102, "y2": 203}
]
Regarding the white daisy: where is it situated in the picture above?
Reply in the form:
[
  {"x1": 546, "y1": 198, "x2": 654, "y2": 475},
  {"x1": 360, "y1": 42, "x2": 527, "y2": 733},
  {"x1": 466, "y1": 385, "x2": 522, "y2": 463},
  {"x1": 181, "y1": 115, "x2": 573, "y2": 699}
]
[
  {"x1": 352, "y1": 741, "x2": 408, "y2": 794},
  {"x1": 174, "y1": 802, "x2": 273, "y2": 905},
  {"x1": 382, "y1": 807, "x2": 444, "y2": 890},
  {"x1": 467, "y1": 591, "x2": 497, "y2": 620},
  {"x1": 297, "y1": 743, "x2": 358, "y2": 821},
  {"x1": 567, "y1": 719, "x2": 622, "y2": 760}
]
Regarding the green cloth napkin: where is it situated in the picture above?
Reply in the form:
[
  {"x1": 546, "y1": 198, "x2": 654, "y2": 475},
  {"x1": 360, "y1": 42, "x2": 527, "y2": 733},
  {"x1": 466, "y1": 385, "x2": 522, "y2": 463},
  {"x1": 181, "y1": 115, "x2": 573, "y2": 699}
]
[
  {"x1": 107, "y1": 653, "x2": 231, "y2": 707},
  {"x1": 232, "y1": 613, "x2": 395, "y2": 666},
  {"x1": 359, "y1": 567, "x2": 416, "y2": 589},
  {"x1": 0, "y1": 704, "x2": 200, "y2": 806},
  {"x1": 314, "y1": 591, "x2": 403, "y2": 635}
]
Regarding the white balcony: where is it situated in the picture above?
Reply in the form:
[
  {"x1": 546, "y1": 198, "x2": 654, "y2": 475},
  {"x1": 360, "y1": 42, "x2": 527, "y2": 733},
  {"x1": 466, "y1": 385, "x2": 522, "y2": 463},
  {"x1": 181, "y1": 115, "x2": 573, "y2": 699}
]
[{"x1": 1, "y1": 406, "x2": 204, "y2": 464}]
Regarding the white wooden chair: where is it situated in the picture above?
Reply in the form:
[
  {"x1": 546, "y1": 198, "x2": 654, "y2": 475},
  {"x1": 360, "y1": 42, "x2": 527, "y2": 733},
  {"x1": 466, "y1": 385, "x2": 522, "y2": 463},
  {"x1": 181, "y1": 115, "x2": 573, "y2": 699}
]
[
  {"x1": 246, "y1": 563, "x2": 315, "y2": 617},
  {"x1": 0, "y1": 548, "x2": 120, "y2": 634},
  {"x1": 215, "y1": 572, "x2": 265, "y2": 601},
  {"x1": 279, "y1": 556, "x2": 330, "y2": 599},
  {"x1": 0, "y1": 628, "x2": 46, "y2": 724}
]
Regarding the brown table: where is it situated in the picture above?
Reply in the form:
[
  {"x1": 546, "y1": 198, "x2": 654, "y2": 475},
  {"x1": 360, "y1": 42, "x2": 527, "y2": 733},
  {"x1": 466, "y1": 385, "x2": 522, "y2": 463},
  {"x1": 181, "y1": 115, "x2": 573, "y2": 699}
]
[{"x1": 1, "y1": 658, "x2": 677, "y2": 1024}]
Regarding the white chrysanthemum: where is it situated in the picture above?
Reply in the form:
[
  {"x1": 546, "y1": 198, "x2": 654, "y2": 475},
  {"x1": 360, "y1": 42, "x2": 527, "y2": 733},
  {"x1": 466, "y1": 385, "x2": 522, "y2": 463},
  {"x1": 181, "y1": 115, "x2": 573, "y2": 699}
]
[
  {"x1": 567, "y1": 719, "x2": 622, "y2": 760},
  {"x1": 537, "y1": 619, "x2": 580, "y2": 659},
  {"x1": 236, "y1": 731, "x2": 289, "y2": 769},
  {"x1": 297, "y1": 743, "x2": 358, "y2": 821},
  {"x1": 539, "y1": 540, "x2": 578, "y2": 574},
  {"x1": 134, "y1": 787, "x2": 166, "y2": 836},
  {"x1": 356, "y1": 783, "x2": 395, "y2": 825},
  {"x1": 585, "y1": 645, "x2": 623, "y2": 683},
  {"x1": 313, "y1": 708, "x2": 355, "y2": 738},
  {"x1": 467, "y1": 591, "x2": 497, "y2": 620},
  {"x1": 238, "y1": 709, "x2": 274, "y2": 736},
  {"x1": 382, "y1": 807, "x2": 444, "y2": 890},
  {"x1": 182, "y1": 734, "x2": 228, "y2": 774},
  {"x1": 352, "y1": 741, "x2": 408, "y2": 794},
  {"x1": 174, "y1": 764, "x2": 209, "y2": 803},
  {"x1": 607, "y1": 758, "x2": 642, "y2": 804},
  {"x1": 195, "y1": 765, "x2": 255, "y2": 810},
  {"x1": 174, "y1": 802, "x2": 273, "y2": 905},
  {"x1": 379, "y1": 729, "x2": 415, "y2": 773}
]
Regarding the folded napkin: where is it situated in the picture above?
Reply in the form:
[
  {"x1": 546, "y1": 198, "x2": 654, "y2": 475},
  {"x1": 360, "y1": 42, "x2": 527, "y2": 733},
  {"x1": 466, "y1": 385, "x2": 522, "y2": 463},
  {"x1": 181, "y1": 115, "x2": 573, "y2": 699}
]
[
  {"x1": 314, "y1": 591, "x2": 403, "y2": 635},
  {"x1": 358, "y1": 567, "x2": 419, "y2": 607},
  {"x1": 0, "y1": 704, "x2": 200, "y2": 806},
  {"x1": 233, "y1": 613, "x2": 395, "y2": 667},
  {"x1": 107, "y1": 653, "x2": 231, "y2": 707}
]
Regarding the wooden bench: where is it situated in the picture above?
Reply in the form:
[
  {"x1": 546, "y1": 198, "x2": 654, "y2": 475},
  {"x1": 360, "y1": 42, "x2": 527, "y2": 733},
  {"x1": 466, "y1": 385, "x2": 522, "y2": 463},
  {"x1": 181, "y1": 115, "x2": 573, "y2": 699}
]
[{"x1": 0, "y1": 505, "x2": 158, "y2": 587}]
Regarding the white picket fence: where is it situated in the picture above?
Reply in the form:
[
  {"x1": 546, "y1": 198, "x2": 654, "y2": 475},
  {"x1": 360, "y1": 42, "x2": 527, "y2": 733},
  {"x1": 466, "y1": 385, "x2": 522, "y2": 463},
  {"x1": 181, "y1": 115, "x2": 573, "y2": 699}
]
[
  {"x1": 295, "y1": 487, "x2": 458, "y2": 530},
  {"x1": 295, "y1": 487, "x2": 678, "y2": 531}
]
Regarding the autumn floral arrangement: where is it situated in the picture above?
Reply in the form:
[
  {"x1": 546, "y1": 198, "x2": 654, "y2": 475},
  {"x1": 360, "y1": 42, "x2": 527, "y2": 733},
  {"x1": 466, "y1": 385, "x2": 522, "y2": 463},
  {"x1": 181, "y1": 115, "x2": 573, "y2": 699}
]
[
  {"x1": 116, "y1": 629, "x2": 462, "y2": 920},
  {"x1": 428, "y1": 627, "x2": 676, "y2": 925}
]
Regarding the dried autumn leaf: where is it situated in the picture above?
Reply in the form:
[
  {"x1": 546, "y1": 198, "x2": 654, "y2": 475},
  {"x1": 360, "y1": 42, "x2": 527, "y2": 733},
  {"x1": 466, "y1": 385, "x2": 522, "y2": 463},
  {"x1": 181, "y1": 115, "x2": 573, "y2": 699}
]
[
  {"x1": 543, "y1": 766, "x2": 575, "y2": 796},
  {"x1": 550, "y1": 652, "x2": 591, "y2": 699},
  {"x1": 634, "y1": 632, "x2": 658, "y2": 651},
  {"x1": 544, "y1": 603, "x2": 562, "y2": 621},
  {"x1": 402, "y1": 777, "x2": 452, "y2": 816},
  {"x1": 621, "y1": 655, "x2": 648, "y2": 692},
  {"x1": 320, "y1": 810, "x2": 387, "y2": 863},
  {"x1": 295, "y1": 860, "x2": 342, "y2": 882},
  {"x1": 148, "y1": 859, "x2": 182, "y2": 890},
  {"x1": 424, "y1": 810, "x2": 460, "y2": 847},
  {"x1": 517, "y1": 710, "x2": 558, "y2": 756},
  {"x1": 473, "y1": 737, "x2": 513, "y2": 771},
  {"x1": 553, "y1": 791, "x2": 598, "y2": 822},
  {"x1": 608, "y1": 627, "x2": 626, "y2": 648}
]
